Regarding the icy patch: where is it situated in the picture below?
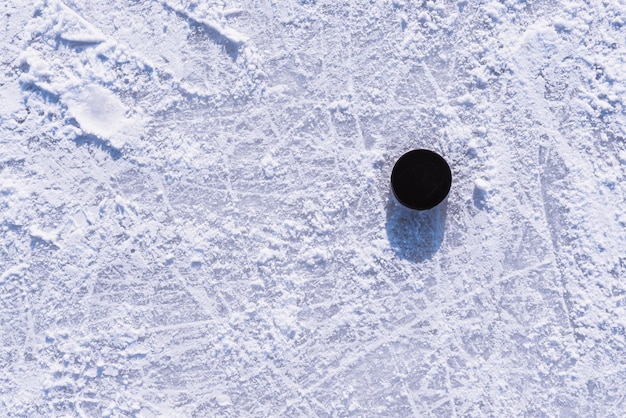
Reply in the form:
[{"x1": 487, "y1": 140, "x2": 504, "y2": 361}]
[
  {"x1": 0, "y1": 81, "x2": 23, "y2": 119},
  {"x1": 63, "y1": 85, "x2": 129, "y2": 148}
]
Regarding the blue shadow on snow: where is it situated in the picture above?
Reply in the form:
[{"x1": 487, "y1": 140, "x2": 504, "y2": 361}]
[{"x1": 385, "y1": 190, "x2": 447, "y2": 262}]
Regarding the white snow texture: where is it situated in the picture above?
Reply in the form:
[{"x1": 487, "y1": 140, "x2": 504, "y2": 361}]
[{"x1": 1, "y1": 0, "x2": 626, "y2": 416}]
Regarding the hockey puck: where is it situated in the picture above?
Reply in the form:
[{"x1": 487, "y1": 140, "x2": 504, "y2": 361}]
[{"x1": 391, "y1": 149, "x2": 451, "y2": 210}]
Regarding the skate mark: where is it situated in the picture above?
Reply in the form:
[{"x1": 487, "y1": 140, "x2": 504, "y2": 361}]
[
  {"x1": 306, "y1": 259, "x2": 553, "y2": 395},
  {"x1": 161, "y1": 1, "x2": 247, "y2": 61},
  {"x1": 389, "y1": 343, "x2": 425, "y2": 415}
]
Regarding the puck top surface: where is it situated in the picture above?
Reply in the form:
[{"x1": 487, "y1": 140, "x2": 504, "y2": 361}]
[{"x1": 391, "y1": 149, "x2": 452, "y2": 210}]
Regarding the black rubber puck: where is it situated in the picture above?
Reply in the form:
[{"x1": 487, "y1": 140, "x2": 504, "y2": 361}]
[{"x1": 391, "y1": 149, "x2": 452, "y2": 210}]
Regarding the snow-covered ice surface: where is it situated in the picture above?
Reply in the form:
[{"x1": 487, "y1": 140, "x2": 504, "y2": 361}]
[{"x1": 2, "y1": 0, "x2": 626, "y2": 416}]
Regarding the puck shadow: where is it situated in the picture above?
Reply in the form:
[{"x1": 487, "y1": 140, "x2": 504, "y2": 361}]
[{"x1": 385, "y1": 188, "x2": 448, "y2": 262}]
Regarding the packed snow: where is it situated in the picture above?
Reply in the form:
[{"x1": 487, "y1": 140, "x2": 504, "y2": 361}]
[{"x1": 1, "y1": 0, "x2": 626, "y2": 416}]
